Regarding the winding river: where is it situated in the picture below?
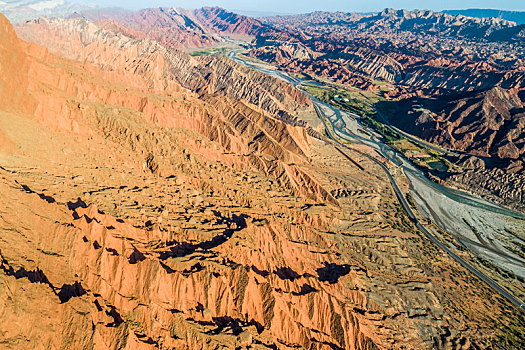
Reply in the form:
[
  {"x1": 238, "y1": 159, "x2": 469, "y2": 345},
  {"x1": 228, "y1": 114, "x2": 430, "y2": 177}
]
[{"x1": 229, "y1": 50, "x2": 525, "y2": 310}]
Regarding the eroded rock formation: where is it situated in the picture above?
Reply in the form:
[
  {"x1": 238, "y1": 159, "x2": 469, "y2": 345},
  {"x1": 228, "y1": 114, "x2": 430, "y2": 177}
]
[
  {"x1": 79, "y1": 7, "x2": 268, "y2": 49},
  {"x1": 1, "y1": 10, "x2": 524, "y2": 350}
]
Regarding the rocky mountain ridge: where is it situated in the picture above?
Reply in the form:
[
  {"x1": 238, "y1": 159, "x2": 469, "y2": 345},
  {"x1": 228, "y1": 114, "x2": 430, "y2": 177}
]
[
  {"x1": 262, "y1": 8, "x2": 520, "y2": 41},
  {"x1": 444, "y1": 9, "x2": 525, "y2": 25},
  {"x1": 255, "y1": 8, "x2": 525, "y2": 91},
  {"x1": 16, "y1": 16, "x2": 310, "y2": 126},
  {"x1": 0, "y1": 0, "x2": 90, "y2": 23},
  {"x1": 77, "y1": 6, "x2": 268, "y2": 49},
  {"x1": 389, "y1": 87, "x2": 525, "y2": 161},
  {"x1": 385, "y1": 86, "x2": 525, "y2": 210}
]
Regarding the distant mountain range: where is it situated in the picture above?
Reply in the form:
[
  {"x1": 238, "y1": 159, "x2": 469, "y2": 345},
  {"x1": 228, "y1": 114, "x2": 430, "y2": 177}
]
[
  {"x1": 0, "y1": 0, "x2": 92, "y2": 23},
  {"x1": 76, "y1": 7, "x2": 268, "y2": 49},
  {"x1": 444, "y1": 9, "x2": 525, "y2": 25},
  {"x1": 262, "y1": 8, "x2": 521, "y2": 42}
]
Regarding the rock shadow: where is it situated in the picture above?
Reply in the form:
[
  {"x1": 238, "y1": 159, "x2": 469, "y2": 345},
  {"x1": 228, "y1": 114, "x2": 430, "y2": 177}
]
[
  {"x1": 58, "y1": 281, "x2": 87, "y2": 303},
  {"x1": 1, "y1": 250, "x2": 86, "y2": 303},
  {"x1": 274, "y1": 266, "x2": 300, "y2": 281},
  {"x1": 292, "y1": 283, "x2": 317, "y2": 296},
  {"x1": 316, "y1": 263, "x2": 351, "y2": 284},
  {"x1": 129, "y1": 247, "x2": 146, "y2": 264},
  {"x1": 159, "y1": 214, "x2": 248, "y2": 260},
  {"x1": 21, "y1": 184, "x2": 56, "y2": 203}
]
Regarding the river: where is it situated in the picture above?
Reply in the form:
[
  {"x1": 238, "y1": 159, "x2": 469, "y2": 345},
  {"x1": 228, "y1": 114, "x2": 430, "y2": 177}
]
[{"x1": 229, "y1": 51, "x2": 525, "y2": 309}]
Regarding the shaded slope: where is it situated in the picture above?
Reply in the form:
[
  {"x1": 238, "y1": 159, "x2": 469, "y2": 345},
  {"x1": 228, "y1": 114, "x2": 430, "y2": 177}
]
[{"x1": 387, "y1": 87, "x2": 525, "y2": 161}]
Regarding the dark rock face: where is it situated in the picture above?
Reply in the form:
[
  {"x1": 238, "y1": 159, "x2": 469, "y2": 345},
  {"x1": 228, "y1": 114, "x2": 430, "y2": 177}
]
[
  {"x1": 384, "y1": 86, "x2": 525, "y2": 210},
  {"x1": 447, "y1": 168, "x2": 525, "y2": 211},
  {"x1": 388, "y1": 87, "x2": 525, "y2": 161}
]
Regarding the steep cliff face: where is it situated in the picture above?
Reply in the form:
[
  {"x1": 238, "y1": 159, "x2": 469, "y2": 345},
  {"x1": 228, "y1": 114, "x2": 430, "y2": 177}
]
[
  {"x1": 1, "y1": 11, "x2": 524, "y2": 350},
  {"x1": 0, "y1": 10, "x2": 30, "y2": 108}
]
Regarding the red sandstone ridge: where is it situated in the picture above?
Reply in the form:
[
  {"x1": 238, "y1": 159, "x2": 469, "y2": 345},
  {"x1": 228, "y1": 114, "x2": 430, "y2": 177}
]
[
  {"x1": 15, "y1": 16, "x2": 311, "y2": 121},
  {"x1": 79, "y1": 7, "x2": 268, "y2": 49},
  {"x1": 387, "y1": 87, "x2": 525, "y2": 161},
  {"x1": 0, "y1": 11, "x2": 29, "y2": 108},
  {"x1": 185, "y1": 7, "x2": 268, "y2": 36},
  {"x1": 1, "y1": 11, "x2": 525, "y2": 350}
]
